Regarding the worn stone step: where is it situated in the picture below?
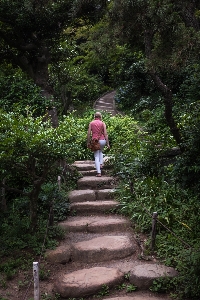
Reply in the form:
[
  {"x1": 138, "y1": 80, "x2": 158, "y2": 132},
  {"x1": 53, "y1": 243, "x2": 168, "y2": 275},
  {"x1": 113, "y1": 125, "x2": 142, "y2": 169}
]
[
  {"x1": 70, "y1": 200, "x2": 119, "y2": 214},
  {"x1": 54, "y1": 267, "x2": 123, "y2": 298},
  {"x1": 96, "y1": 104, "x2": 114, "y2": 109},
  {"x1": 72, "y1": 163, "x2": 95, "y2": 171},
  {"x1": 73, "y1": 160, "x2": 111, "y2": 170},
  {"x1": 96, "y1": 99, "x2": 113, "y2": 104},
  {"x1": 129, "y1": 263, "x2": 178, "y2": 290},
  {"x1": 104, "y1": 296, "x2": 171, "y2": 300},
  {"x1": 77, "y1": 176, "x2": 115, "y2": 190},
  {"x1": 46, "y1": 245, "x2": 71, "y2": 264},
  {"x1": 59, "y1": 215, "x2": 130, "y2": 233},
  {"x1": 95, "y1": 106, "x2": 114, "y2": 111},
  {"x1": 71, "y1": 235, "x2": 135, "y2": 263},
  {"x1": 69, "y1": 189, "x2": 96, "y2": 202},
  {"x1": 79, "y1": 169, "x2": 108, "y2": 176},
  {"x1": 47, "y1": 251, "x2": 177, "y2": 294},
  {"x1": 94, "y1": 91, "x2": 117, "y2": 115},
  {"x1": 95, "y1": 108, "x2": 117, "y2": 115},
  {"x1": 68, "y1": 189, "x2": 116, "y2": 203},
  {"x1": 73, "y1": 160, "x2": 94, "y2": 165},
  {"x1": 96, "y1": 188, "x2": 116, "y2": 199},
  {"x1": 79, "y1": 170, "x2": 100, "y2": 176}
]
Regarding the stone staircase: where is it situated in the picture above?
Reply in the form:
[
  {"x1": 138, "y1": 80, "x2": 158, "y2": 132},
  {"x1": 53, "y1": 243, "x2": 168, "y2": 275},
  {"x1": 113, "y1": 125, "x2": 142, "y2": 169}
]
[
  {"x1": 46, "y1": 160, "x2": 177, "y2": 300},
  {"x1": 94, "y1": 90, "x2": 118, "y2": 116}
]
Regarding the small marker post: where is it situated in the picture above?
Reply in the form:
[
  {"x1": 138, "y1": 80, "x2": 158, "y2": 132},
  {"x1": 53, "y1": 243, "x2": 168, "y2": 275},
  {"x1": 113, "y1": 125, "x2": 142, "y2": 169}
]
[{"x1": 33, "y1": 262, "x2": 39, "y2": 300}]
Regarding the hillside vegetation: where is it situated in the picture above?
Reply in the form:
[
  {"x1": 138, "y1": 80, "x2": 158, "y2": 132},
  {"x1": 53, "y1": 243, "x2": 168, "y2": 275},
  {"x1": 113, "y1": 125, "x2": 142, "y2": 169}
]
[{"x1": 1, "y1": 1, "x2": 200, "y2": 299}]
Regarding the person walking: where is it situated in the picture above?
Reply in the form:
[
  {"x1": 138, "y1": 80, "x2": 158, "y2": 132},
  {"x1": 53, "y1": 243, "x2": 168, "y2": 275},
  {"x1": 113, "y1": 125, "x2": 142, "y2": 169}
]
[{"x1": 87, "y1": 112, "x2": 110, "y2": 177}]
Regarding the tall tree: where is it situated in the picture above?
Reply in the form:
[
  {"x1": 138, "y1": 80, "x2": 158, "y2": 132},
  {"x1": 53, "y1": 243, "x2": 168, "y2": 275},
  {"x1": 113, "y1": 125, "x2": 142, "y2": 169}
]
[
  {"x1": 108, "y1": 0, "x2": 200, "y2": 149},
  {"x1": 0, "y1": 0, "x2": 107, "y2": 121}
]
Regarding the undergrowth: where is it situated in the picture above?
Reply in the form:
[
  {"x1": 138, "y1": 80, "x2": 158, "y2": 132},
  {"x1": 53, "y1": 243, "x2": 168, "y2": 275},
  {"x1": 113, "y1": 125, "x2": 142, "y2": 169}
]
[
  {"x1": 0, "y1": 107, "x2": 200, "y2": 299},
  {"x1": 108, "y1": 104, "x2": 200, "y2": 299}
]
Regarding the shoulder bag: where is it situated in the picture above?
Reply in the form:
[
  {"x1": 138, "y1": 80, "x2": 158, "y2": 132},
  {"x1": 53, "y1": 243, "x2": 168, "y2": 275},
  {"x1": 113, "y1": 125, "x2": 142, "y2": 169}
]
[{"x1": 88, "y1": 123, "x2": 103, "y2": 152}]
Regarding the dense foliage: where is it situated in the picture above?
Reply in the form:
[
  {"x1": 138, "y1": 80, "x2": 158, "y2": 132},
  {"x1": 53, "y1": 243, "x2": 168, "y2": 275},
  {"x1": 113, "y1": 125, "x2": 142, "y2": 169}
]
[{"x1": 1, "y1": 0, "x2": 200, "y2": 299}]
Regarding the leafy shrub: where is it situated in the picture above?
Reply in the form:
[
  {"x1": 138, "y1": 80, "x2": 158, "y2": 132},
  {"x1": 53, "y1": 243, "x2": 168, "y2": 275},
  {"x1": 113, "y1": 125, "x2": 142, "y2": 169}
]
[
  {"x1": 38, "y1": 183, "x2": 74, "y2": 222},
  {"x1": 0, "y1": 72, "x2": 51, "y2": 117},
  {"x1": 103, "y1": 107, "x2": 200, "y2": 298}
]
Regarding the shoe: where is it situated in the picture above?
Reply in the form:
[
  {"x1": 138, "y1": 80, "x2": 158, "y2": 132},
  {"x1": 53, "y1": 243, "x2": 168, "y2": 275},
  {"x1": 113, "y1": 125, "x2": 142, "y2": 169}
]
[{"x1": 96, "y1": 174, "x2": 101, "y2": 177}]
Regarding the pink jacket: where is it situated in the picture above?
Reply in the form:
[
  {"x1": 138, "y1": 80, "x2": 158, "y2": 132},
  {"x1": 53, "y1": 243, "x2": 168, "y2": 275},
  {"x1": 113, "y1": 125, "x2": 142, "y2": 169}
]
[{"x1": 90, "y1": 120, "x2": 105, "y2": 140}]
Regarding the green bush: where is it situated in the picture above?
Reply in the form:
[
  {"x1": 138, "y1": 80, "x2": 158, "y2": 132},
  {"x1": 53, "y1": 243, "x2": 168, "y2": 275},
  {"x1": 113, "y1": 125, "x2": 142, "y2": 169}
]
[{"x1": 0, "y1": 72, "x2": 51, "y2": 117}]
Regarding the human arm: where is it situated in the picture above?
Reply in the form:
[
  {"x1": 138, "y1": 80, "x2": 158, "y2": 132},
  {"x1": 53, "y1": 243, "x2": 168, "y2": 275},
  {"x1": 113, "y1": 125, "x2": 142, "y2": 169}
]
[{"x1": 103, "y1": 123, "x2": 110, "y2": 149}]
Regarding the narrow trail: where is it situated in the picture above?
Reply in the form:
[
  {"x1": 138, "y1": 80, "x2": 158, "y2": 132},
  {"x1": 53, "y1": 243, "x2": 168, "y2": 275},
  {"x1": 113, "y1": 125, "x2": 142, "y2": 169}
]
[
  {"x1": 94, "y1": 90, "x2": 118, "y2": 116},
  {"x1": 46, "y1": 92, "x2": 177, "y2": 299}
]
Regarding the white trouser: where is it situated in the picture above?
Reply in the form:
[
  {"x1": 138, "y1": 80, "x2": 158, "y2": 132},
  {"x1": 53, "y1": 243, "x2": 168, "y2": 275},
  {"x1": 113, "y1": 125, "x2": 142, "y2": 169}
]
[{"x1": 94, "y1": 139, "x2": 106, "y2": 174}]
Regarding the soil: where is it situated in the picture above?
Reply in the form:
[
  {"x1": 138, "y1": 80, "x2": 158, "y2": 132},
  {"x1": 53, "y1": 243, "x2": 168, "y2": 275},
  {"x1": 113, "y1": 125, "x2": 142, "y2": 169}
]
[{"x1": 0, "y1": 228, "x2": 172, "y2": 300}]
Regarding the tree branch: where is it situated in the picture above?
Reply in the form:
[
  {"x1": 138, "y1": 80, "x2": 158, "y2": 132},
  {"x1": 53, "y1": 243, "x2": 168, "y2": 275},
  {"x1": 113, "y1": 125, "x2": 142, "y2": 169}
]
[{"x1": 0, "y1": 183, "x2": 28, "y2": 195}]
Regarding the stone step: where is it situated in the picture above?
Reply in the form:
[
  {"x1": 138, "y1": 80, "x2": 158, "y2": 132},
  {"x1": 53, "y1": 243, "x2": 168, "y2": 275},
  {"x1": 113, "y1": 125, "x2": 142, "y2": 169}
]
[
  {"x1": 95, "y1": 108, "x2": 117, "y2": 115},
  {"x1": 80, "y1": 169, "x2": 109, "y2": 176},
  {"x1": 72, "y1": 235, "x2": 135, "y2": 263},
  {"x1": 79, "y1": 170, "x2": 100, "y2": 176},
  {"x1": 129, "y1": 263, "x2": 178, "y2": 290},
  {"x1": 73, "y1": 160, "x2": 94, "y2": 164},
  {"x1": 97, "y1": 99, "x2": 113, "y2": 104},
  {"x1": 47, "y1": 251, "x2": 177, "y2": 294},
  {"x1": 46, "y1": 245, "x2": 71, "y2": 264},
  {"x1": 68, "y1": 189, "x2": 116, "y2": 203},
  {"x1": 95, "y1": 104, "x2": 114, "y2": 109},
  {"x1": 52, "y1": 262, "x2": 176, "y2": 298},
  {"x1": 102, "y1": 296, "x2": 171, "y2": 300},
  {"x1": 69, "y1": 189, "x2": 96, "y2": 202},
  {"x1": 96, "y1": 188, "x2": 116, "y2": 199},
  {"x1": 54, "y1": 267, "x2": 124, "y2": 298},
  {"x1": 77, "y1": 176, "x2": 115, "y2": 190},
  {"x1": 59, "y1": 215, "x2": 130, "y2": 233},
  {"x1": 95, "y1": 106, "x2": 114, "y2": 111},
  {"x1": 94, "y1": 91, "x2": 117, "y2": 116},
  {"x1": 73, "y1": 160, "x2": 111, "y2": 171},
  {"x1": 70, "y1": 200, "x2": 119, "y2": 215},
  {"x1": 72, "y1": 163, "x2": 95, "y2": 171}
]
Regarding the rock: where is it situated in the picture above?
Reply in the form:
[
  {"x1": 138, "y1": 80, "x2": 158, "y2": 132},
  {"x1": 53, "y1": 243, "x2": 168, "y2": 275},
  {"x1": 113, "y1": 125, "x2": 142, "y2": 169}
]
[
  {"x1": 72, "y1": 162, "x2": 95, "y2": 171},
  {"x1": 77, "y1": 176, "x2": 115, "y2": 190},
  {"x1": 45, "y1": 245, "x2": 71, "y2": 264},
  {"x1": 54, "y1": 266, "x2": 123, "y2": 298},
  {"x1": 129, "y1": 263, "x2": 178, "y2": 290},
  {"x1": 59, "y1": 215, "x2": 130, "y2": 233},
  {"x1": 72, "y1": 235, "x2": 135, "y2": 263},
  {"x1": 96, "y1": 188, "x2": 116, "y2": 199},
  {"x1": 70, "y1": 200, "x2": 118, "y2": 214},
  {"x1": 106, "y1": 296, "x2": 170, "y2": 300},
  {"x1": 68, "y1": 189, "x2": 96, "y2": 202}
]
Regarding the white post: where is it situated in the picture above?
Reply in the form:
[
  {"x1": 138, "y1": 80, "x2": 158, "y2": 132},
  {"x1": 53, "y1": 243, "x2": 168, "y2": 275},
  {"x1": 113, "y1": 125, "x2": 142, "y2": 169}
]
[
  {"x1": 33, "y1": 262, "x2": 39, "y2": 300},
  {"x1": 58, "y1": 175, "x2": 61, "y2": 190}
]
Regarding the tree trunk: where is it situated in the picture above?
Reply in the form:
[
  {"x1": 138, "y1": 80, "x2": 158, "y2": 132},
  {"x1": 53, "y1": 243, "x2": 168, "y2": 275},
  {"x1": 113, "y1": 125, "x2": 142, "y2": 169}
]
[
  {"x1": 144, "y1": 30, "x2": 183, "y2": 150},
  {"x1": 33, "y1": 59, "x2": 59, "y2": 127},
  {"x1": 28, "y1": 159, "x2": 49, "y2": 229},
  {"x1": 29, "y1": 189, "x2": 39, "y2": 230},
  {"x1": 17, "y1": 45, "x2": 59, "y2": 127},
  {"x1": 149, "y1": 71, "x2": 183, "y2": 148},
  {"x1": 29, "y1": 177, "x2": 46, "y2": 230}
]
